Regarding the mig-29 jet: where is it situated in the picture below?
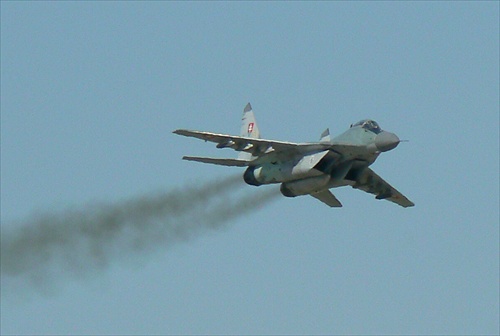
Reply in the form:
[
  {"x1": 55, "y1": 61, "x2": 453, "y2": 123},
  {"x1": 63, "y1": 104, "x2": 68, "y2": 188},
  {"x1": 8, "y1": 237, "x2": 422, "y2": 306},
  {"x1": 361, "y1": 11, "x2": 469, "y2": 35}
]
[{"x1": 173, "y1": 103, "x2": 414, "y2": 208}]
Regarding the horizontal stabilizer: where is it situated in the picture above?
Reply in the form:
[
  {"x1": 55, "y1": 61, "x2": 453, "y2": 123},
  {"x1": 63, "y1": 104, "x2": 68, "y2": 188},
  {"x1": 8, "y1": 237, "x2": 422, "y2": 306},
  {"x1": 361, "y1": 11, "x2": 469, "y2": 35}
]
[
  {"x1": 310, "y1": 190, "x2": 343, "y2": 207},
  {"x1": 182, "y1": 156, "x2": 250, "y2": 167}
]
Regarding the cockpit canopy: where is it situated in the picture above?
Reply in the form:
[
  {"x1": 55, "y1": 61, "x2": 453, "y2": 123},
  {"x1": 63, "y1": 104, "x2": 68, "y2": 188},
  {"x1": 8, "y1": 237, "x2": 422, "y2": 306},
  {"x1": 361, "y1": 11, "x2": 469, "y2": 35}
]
[{"x1": 350, "y1": 119, "x2": 382, "y2": 134}]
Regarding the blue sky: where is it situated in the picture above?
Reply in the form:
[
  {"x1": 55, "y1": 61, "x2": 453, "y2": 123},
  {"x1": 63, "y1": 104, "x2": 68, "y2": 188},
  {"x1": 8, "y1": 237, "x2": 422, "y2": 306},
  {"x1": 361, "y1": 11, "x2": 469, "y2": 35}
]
[{"x1": 1, "y1": 2, "x2": 499, "y2": 335}]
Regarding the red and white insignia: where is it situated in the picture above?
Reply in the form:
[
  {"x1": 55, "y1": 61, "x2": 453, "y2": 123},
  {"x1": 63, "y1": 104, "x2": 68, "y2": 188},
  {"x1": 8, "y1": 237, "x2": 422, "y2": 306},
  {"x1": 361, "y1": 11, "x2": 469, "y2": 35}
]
[{"x1": 248, "y1": 123, "x2": 254, "y2": 134}]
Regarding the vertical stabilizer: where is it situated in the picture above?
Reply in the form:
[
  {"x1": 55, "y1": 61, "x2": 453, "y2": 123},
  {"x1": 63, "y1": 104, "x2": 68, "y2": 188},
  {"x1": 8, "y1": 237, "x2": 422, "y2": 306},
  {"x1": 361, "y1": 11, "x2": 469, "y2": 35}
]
[
  {"x1": 320, "y1": 128, "x2": 331, "y2": 143},
  {"x1": 238, "y1": 103, "x2": 260, "y2": 161}
]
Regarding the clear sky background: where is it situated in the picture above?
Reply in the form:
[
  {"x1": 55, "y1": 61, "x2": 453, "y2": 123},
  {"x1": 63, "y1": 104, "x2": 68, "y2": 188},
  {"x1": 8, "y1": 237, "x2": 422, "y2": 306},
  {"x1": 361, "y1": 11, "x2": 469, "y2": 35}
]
[{"x1": 1, "y1": 2, "x2": 499, "y2": 335}]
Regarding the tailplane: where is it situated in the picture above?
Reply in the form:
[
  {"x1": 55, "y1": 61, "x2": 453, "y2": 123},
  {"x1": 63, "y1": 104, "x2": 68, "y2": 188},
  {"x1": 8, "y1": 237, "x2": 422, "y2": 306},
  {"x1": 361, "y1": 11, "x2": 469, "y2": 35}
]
[{"x1": 238, "y1": 103, "x2": 260, "y2": 161}]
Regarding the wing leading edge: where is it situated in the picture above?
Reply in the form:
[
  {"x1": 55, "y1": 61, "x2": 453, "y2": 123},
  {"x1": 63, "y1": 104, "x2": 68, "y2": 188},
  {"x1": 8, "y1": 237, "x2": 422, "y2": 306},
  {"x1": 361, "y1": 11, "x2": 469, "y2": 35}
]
[{"x1": 173, "y1": 129, "x2": 328, "y2": 155}]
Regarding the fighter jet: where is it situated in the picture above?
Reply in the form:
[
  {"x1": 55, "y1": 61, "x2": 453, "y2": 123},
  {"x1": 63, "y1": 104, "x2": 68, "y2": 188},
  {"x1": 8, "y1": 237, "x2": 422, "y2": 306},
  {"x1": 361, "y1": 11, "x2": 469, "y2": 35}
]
[{"x1": 173, "y1": 103, "x2": 414, "y2": 208}]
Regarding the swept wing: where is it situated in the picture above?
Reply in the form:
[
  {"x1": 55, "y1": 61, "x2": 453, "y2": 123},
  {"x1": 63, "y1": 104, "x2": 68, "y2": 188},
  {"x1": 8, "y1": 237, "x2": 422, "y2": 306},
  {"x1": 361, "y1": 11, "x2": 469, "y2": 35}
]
[
  {"x1": 353, "y1": 168, "x2": 414, "y2": 208},
  {"x1": 173, "y1": 129, "x2": 365, "y2": 163}
]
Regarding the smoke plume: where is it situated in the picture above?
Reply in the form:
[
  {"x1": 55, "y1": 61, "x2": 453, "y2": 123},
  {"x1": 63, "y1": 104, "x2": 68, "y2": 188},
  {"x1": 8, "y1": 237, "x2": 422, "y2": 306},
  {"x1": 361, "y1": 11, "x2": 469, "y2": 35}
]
[{"x1": 0, "y1": 175, "x2": 279, "y2": 293}]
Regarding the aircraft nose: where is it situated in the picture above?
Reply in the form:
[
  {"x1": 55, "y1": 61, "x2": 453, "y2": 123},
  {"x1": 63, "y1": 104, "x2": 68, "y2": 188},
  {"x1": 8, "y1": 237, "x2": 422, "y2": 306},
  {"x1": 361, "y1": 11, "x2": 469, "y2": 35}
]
[{"x1": 375, "y1": 131, "x2": 400, "y2": 152}]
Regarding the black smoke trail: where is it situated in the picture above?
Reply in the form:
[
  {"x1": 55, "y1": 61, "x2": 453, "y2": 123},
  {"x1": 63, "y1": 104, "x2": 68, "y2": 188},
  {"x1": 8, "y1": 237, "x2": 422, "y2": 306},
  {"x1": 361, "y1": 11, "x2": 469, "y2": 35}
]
[{"x1": 0, "y1": 175, "x2": 279, "y2": 294}]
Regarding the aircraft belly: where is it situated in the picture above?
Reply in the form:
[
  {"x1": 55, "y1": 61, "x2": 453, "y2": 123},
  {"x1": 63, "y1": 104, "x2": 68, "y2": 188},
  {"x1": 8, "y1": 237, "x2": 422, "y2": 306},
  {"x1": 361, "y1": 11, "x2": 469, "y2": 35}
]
[
  {"x1": 245, "y1": 151, "x2": 330, "y2": 185},
  {"x1": 330, "y1": 161, "x2": 353, "y2": 181},
  {"x1": 252, "y1": 162, "x2": 323, "y2": 184}
]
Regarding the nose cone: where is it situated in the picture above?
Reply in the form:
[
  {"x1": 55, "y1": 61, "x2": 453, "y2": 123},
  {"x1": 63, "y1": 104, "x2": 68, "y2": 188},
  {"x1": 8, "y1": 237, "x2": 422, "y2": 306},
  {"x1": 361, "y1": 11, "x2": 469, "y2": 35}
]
[{"x1": 375, "y1": 131, "x2": 400, "y2": 152}]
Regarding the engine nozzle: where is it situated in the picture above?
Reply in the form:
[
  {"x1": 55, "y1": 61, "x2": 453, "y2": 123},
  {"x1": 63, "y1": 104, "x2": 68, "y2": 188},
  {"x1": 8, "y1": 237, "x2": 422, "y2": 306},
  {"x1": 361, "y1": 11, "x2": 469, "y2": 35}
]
[{"x1": 243, "y1": 166, "x2": 262, "y2": 186}]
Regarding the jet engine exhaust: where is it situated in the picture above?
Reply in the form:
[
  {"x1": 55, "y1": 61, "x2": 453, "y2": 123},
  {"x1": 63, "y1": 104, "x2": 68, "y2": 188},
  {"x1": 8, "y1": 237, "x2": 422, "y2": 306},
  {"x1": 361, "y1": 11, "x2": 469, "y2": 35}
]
[{"x1": 0, "y1": 175, "x2": 279, "y2": 295}]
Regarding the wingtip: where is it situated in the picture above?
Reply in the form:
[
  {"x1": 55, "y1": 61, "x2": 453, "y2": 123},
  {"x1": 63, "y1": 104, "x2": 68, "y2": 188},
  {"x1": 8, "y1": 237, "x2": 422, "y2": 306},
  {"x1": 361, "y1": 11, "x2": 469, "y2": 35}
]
[
  {"x1": 173, "y1": 129, "x2": 193, "y2": 137},
  {"x1": 244, "y1": 102, "x2": 252, "y2": 113}
]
